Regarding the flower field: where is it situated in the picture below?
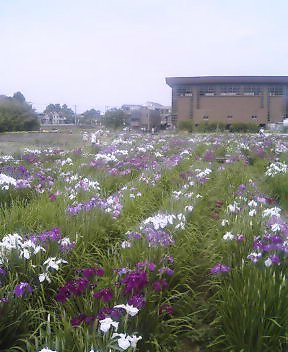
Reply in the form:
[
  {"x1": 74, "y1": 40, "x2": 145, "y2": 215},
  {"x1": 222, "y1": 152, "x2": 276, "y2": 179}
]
[{"x1": 0, "y1": 130, "x2": 288, "y2": 352}]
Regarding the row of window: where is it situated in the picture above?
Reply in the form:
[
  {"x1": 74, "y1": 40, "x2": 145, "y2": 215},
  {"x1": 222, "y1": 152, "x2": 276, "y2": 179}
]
[
  {"x1": 176, "y1": 86, "x2": 285, "y2": 97},
  {"x1": 203, "y1": 115, "x2": 258, "y2": 120}
]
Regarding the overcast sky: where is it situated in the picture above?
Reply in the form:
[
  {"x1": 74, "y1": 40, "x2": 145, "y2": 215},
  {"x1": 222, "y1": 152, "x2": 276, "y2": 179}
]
[{"x1": 1, "y1": 0, "x2": 288, "y2": 113}]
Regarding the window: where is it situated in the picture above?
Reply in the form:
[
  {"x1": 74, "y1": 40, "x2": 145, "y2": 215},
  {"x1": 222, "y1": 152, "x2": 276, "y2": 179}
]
[
  {"x1": 251, "y1": 115, "x2": 257, "y2": 119},
  {"x1": 199, "y1": 86, "x2": 216, "y2": 96},
  {"x1": 176, "y1": 88, "x2": 193, "y2": 96},
  {"x1": 269, "y1": 86, "x2": 284, "y2": 96},
  {"x1": 243, "y1": 86, "x2": 261, "y2": 96},
  {"x1": 203, "y1": 115, "x2": 209, "y2": 120},
  {"x1": 220, "y1": 86, "x2": 240, "y2": 96}
]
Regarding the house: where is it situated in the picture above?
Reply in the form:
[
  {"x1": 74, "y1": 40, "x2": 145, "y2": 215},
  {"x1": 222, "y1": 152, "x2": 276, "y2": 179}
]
[
  {"x1": 165, "y1": 76, "x2": 288, "y2": 127},
  {"x1": 40, "y1": 111, "x2": 66, "y2": 125},
  {"x1": 122, "y1": 104, "x2": 161, "y2": 131},
  {"x1": 144, "y1": 102, "x2": 172, "y2": 127}
]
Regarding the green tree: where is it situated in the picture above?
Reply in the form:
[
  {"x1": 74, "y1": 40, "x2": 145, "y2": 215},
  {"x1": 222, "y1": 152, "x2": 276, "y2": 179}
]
[
  {"x1": 13, "y1": 91, "x2": 26, "y2": 104},
  {"x1": 44, "y1": 104, "x2": 61, "y2": 114},
  {"x1": 103, "y1": 109, "x2": 128, "y2": 129},
  {"x1": 0, "y1": 95, "x2": 39, "y2": 132},
  {"x1": 61, "y1": 104, "x2": 75, "y2": 124},
  {"x1": 80, "y1": 109, "x2": 101, "y2": 125}
]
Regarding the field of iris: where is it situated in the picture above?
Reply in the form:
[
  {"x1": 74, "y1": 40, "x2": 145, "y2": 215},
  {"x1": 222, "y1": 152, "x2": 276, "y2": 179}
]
[{"x1": 0, "y1": 130, "x2": 288, "y2": 352}]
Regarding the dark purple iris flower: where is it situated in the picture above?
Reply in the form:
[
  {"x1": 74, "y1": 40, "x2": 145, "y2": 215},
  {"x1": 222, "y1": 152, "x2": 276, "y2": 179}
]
[
  {"x1": 56, "y1": 277, "x2": 89, "y2": 303},
  {"x1": 159, "y1": 304, "x2": 174, "y2": 316},
  {"x1": 94, "y1": 288, "x2": 113, "y2": 303},
  {"x1": 80, "y1": 267, "x2": 104, "y2": 279},
  {"x1": 97, "y1": 307, "x2": 113, "y2": 320},
  {"x1": 122, "y1": 270, "x2": 148, "y2": 295},
  {"x1": 152, "y1": 279, "x2": 169, "y2": 292}
]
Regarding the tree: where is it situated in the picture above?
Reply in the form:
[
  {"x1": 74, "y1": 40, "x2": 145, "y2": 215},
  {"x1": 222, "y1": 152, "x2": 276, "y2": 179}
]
[
  {"x1": 0, "y1": 95, "x2": 39, "y2": 132},
  {"x1": 61, "y1": 104, "x2": 75, "y2": 124},
  {"x1": 13, "y1": 91, "x2": 26, "y2": 104},
  {"x1": 80, "y1": 109, "x2": 101, "y2": 125},
  {"x1": 103, "y1": 109, "x2": 128, "y2": 129},
  {"x1": 44, "y1": 104, "x2": 61, "y2": 114}
]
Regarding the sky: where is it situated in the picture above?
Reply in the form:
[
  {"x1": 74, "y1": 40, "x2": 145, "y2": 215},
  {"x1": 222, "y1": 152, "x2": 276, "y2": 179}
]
[{"x1": 1, "y1": 0, "x2": 288, "y2": 113}]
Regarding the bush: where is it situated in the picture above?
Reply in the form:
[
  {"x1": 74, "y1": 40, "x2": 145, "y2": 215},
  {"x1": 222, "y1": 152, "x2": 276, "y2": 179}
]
[
  {"x1": 265, "y1": 173, "x2": 288, "y2": 210},
  {"x1": 196, "y1": 122, "x2": 226, "y2": 133},
  {"x1": 177, "y1": 120, "x2": 194, "y2": 132},
  {"x1": 178, "y1": 121, "x2": 260, "y2": 133},
  {"x1": 229, "y1": 123, "x2": 259, "y2": 133}
]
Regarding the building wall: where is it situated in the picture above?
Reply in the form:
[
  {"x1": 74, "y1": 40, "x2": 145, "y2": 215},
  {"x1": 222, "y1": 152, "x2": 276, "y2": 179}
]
[
  {"x1": 176, "y1": 97, "x2": 192, "y2": 121},
  {"x1": 173, "y1": 84, "x2": 288, "y2": 125},
  {"x1": 194, "y1": 96, "x2": 267, "y2": 124},
  {"x1": 269, "y1": 96, "x2": 285, "y2": 122}
]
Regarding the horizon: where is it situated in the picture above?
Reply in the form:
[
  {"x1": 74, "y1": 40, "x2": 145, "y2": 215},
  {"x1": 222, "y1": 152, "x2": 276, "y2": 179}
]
[{"x1": 1, "y1": 0, "x2": 288, "y2": 113}]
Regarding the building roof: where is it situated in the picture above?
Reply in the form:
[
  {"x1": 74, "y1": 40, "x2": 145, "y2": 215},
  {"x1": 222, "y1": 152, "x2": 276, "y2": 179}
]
[{"x1": 165, "y1": 76, "x2": 288, "y2": 87}]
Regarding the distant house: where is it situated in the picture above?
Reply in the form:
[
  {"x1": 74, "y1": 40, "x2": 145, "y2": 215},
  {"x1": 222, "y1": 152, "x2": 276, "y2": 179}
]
[
  {"x1": 40, "y1": 112, "x2": 66, "y2": 125},
  {"x1": 166, "y1": 76, "x2": 288, "y2": 127},
  {"x1": 144, "y1": 102, "x2": 172, "y2": 127},
  {"x1": 122, "y1": 104, "x2": 161, "y2": 130},
  {"x1": 122, "y1": 104, "x2": 143, "y2": 112}
]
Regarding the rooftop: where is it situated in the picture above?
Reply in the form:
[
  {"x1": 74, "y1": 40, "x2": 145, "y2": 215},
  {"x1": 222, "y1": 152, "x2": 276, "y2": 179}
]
[{"x1": 166, "y1": 76, "x2": 288, "y2": 87}]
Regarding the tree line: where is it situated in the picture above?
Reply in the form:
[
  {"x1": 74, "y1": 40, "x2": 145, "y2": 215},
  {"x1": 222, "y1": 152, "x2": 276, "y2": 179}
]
[
  {"x1": 0, "y1": 91, "x2": 130, "y2": 132},
  {"x1": 0, "y1": 92, "x2": 40, "y2": 132}
]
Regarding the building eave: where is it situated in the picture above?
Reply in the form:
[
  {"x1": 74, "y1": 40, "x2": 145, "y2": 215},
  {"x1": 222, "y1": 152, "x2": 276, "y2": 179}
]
[{"x1": 165, "y1": 76, "x2": 288, "y2": 87}]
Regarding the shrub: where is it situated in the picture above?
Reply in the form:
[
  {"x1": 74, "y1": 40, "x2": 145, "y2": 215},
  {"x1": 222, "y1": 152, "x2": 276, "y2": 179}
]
[
  {"x1": 196, "y1": 122, "x2": 226, "y2": 133},
  {"x1": 229, "y1": 123, "x2": 259, "y2": 133},
  {"x1": 265, "y1": 173, "x2": 288, "y2": 210},
  {"x1": 177, "y1": 120, "x2": 194, "y2": 132}
]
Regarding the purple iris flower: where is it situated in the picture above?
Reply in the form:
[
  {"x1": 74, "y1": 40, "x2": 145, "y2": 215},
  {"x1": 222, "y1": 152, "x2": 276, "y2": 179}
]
[
  {"x1": 128, "y1": 294, "x2": 146, "y2": 309},
  {"x1": 210, "y1": 263, "x2": 231, "y2": 274},
  {"x1": 14, "y1": 282, "x2": 33, "y2": 297}
]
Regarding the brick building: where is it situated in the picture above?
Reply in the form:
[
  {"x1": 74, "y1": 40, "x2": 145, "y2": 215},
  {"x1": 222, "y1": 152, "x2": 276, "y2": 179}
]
[{"x1": 165, "y1": 76, "x2": 288, "y2": 127}]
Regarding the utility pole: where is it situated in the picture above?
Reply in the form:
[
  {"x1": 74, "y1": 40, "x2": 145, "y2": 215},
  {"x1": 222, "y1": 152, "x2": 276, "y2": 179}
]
[
  {"x1": 74, "y1": 105, "x2": 77, "y2": 125},
  {"x1": 147, "y1": 110, "x2": 150, "y2": 132}
]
